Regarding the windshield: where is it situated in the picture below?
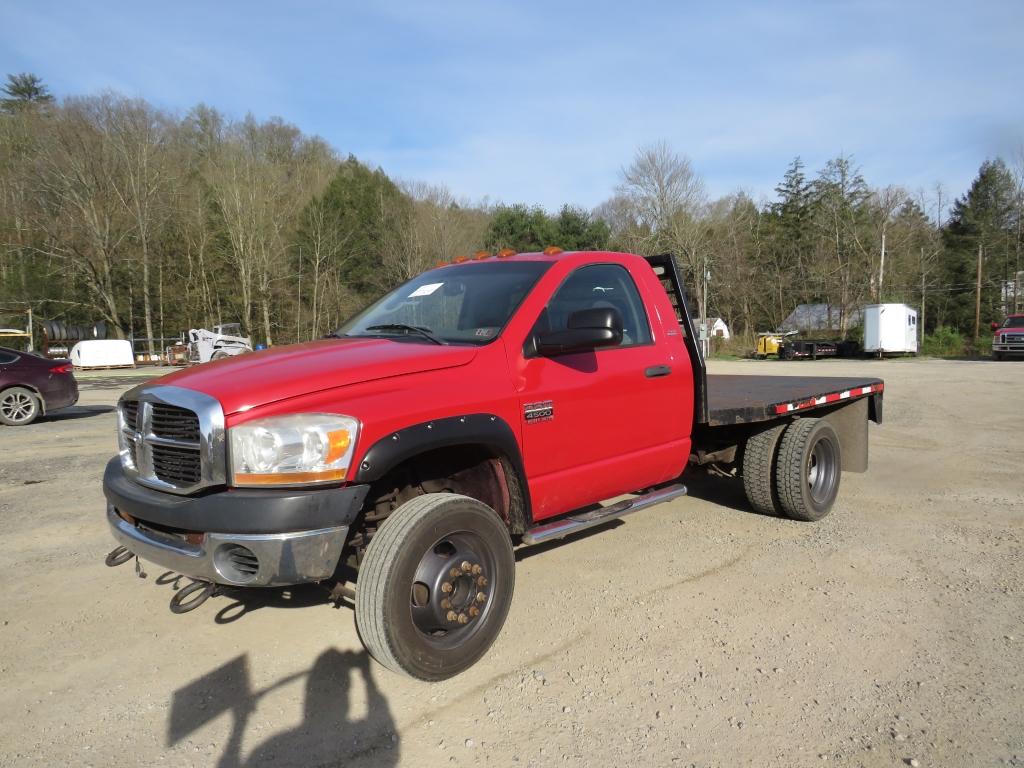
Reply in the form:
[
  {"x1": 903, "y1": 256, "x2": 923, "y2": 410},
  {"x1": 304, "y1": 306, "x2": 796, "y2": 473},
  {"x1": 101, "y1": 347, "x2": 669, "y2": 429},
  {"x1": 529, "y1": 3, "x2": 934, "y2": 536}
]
[
  {"x1": 338, "y1": 262, "x2": 551, "y2": 345},
  {"x1": 1002, "y1": 316, "x2": 1024, "y2": 329}
]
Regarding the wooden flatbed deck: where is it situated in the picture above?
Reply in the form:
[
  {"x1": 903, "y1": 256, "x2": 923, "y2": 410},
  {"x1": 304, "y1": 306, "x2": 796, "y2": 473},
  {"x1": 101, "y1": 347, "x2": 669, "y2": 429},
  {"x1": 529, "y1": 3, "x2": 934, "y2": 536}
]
[{"x1": 705, "y1": 374, "x2": 884, "y2": 426}]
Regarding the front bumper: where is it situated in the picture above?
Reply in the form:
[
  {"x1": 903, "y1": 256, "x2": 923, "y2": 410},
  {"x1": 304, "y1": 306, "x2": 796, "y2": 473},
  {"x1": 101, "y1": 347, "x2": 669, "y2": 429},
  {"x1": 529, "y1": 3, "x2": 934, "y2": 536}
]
[
  {"x1": 107, "y1": 506, "x2": 349, "y2": 586},
  {"x1": 103, "y1": 457, "x2": 369, "y2": 587}
]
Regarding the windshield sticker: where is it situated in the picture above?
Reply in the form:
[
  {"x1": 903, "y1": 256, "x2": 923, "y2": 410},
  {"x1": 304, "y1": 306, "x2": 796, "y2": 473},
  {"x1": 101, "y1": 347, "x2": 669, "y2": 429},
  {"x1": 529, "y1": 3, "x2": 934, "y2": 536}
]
[
  {"x1": 475, "y1": 328, "x2": 495, "y2": 337},
  {"x1": 409, "y1": 282, "x2": 443, "y2": 297}
]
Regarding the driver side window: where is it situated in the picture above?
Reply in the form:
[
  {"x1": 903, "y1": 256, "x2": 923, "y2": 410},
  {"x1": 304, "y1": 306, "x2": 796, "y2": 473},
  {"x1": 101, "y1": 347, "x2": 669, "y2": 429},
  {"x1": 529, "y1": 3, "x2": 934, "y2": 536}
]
[{"x1": 533, "y1": 264, "x2": 652, "y2": 347}]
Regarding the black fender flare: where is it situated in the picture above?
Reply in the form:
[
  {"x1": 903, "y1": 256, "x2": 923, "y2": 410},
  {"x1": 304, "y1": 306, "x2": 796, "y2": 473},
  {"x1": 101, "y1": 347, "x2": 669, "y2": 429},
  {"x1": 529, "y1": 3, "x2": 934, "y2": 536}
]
[{"x1": 355, "y1": 413, "x2": 532, "y2": 524}]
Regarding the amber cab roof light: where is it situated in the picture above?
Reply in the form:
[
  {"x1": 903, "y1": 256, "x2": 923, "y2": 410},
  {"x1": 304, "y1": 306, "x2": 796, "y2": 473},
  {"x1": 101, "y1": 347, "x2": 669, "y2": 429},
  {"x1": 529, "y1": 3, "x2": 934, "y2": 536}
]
[
  {"x1": 496, "y1": 248, "x2": 516, "y2": 258},
  {"x1": 473, "y1": 250, "x2": 491, "y2": 260},
  {"x1": 543, "y1": 245, "x2": 563, "y2": 255}
]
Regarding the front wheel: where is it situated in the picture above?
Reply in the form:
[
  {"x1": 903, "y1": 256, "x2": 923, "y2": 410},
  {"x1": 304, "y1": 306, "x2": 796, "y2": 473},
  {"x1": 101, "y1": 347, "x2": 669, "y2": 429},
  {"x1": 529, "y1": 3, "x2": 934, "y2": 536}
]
[
  {"x1": 993, "y1": 351, "x2": 1004, "y2": 361},
  {"x1": 0, "y1": 387, "x2": 41, "y2": 426},
  {"x1": 355, "y1": 493, "x2": 515, "y2": 681}
]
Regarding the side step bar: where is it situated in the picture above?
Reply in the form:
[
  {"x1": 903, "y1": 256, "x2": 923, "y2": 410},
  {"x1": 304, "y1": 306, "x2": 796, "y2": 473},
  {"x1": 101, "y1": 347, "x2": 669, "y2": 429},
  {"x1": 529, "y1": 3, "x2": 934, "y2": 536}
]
[{"x1": 521, "y1": 483, "x2": 687, "y2": 546}]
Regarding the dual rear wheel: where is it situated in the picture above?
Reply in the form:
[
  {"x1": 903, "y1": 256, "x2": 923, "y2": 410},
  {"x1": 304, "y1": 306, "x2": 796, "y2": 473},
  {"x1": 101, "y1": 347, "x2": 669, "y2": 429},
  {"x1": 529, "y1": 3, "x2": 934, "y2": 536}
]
[{"x1": 742, "y1": 417, "x2": 841, "y2": 521}]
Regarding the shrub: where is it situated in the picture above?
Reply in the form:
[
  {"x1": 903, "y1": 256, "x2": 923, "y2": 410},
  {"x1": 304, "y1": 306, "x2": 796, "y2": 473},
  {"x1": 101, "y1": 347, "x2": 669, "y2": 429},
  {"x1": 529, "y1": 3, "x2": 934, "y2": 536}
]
[{"x1": 921, "y1": 327, "x2": 966, "y2": 357}]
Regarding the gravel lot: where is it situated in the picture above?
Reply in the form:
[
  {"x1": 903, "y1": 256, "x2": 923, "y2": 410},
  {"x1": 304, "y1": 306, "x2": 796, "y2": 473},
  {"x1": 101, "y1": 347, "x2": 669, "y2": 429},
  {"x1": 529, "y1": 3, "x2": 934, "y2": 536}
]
[{"x1": 0, "y1": 358, "x2": 1021, "y2": 768}]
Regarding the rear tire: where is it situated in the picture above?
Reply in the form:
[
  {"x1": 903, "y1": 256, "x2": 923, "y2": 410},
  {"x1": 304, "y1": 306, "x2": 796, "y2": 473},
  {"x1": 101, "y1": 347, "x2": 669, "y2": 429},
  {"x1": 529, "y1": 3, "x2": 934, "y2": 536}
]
[
  {"x1": 0, "y1": 387, "x2": 41, "y2": 426},
  {"x1": 782, "y1": 345, "x2": 796, "y2": 361},
  {"x1": 775, "y1": 418, "x2": 841, "y2": 522},
  {"x1": 355, "y1": 493, "x2": 515, "y2": 681},
  {"x1": 742, "y1": 423, "x2": 786, "y2": 515}
]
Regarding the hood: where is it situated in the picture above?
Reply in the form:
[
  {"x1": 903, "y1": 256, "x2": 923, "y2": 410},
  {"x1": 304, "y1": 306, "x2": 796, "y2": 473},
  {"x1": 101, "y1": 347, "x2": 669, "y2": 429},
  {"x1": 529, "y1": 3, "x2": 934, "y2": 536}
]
[
  {"x1": 995, "y1": 322, "x2": 1024, "y2": 335},
  {"x1": 160, "y1": 337, "x2": 478, "y2": 415}
]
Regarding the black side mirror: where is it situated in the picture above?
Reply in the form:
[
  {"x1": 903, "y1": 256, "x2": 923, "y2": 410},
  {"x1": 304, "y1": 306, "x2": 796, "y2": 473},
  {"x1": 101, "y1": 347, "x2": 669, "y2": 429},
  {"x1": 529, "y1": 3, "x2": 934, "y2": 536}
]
[{"x1": 536, "y1": 307, "x2": 624, "y2": 356}]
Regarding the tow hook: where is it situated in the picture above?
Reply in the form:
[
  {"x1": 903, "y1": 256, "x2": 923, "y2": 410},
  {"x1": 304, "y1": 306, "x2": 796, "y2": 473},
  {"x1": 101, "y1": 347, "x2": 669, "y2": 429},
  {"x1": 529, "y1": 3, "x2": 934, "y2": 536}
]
[
  {"x1": 104, "y1": 546, "x2": 133, "y2": 567},
  {"x1": 170, "y1": 580, "x2": 218, "y2": 614}
]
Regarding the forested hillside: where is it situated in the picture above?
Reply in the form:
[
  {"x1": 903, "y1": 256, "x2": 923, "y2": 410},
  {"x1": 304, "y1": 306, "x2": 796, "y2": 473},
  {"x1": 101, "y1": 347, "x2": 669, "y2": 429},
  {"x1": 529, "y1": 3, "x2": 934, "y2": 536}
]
[{"x1": 1, "y1": 74, "x2": 1021, "y2": 353}]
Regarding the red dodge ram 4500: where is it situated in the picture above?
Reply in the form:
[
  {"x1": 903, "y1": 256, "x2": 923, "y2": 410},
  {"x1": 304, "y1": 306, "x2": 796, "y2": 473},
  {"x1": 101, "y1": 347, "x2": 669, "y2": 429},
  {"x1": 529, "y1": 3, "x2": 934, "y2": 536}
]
[{"x1": 105, "y1": 250, "x2": 884, "y2": 680}]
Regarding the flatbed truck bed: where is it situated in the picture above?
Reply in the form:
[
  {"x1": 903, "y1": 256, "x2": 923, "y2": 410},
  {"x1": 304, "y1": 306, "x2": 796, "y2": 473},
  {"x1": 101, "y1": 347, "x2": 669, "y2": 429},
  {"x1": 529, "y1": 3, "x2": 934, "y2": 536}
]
[{"x1": 705, "y1": 374, "x2": 884, "y2": 426}]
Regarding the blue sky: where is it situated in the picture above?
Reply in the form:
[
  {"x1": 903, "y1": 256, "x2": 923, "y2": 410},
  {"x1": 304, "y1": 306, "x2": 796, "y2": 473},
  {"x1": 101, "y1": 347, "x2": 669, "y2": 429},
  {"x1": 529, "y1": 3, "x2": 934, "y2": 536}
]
[{"x1": 2, "y1": 0, "x2": 1021, "y2": 211}]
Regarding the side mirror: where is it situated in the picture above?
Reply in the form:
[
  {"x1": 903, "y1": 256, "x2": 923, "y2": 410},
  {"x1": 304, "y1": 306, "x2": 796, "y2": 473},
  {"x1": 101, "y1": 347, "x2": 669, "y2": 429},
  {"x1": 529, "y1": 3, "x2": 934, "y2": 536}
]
[
  {"x1": 990, "y1": 322, "x2": 999, "y2": 331},
  {"x1": 536, "y1": 307, "x2": 623, "y2": 356}
]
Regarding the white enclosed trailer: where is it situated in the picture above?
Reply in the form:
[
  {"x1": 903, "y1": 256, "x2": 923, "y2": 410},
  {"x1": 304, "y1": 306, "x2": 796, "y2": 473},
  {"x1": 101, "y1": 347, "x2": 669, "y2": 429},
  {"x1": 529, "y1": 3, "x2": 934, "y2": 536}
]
[{"x1": 863, "y1": 303, "x2": 918, "y2": 355}]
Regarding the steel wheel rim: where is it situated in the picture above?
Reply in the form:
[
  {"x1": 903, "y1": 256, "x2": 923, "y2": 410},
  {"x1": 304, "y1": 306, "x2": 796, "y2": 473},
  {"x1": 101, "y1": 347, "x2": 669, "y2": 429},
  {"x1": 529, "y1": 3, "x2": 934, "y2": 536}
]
[
  {"x1": 1, "y1": 392, "x2": 36, "y2": 424},
  {"x1": 409, "y1": 530, "x2": 498, "y2": 651},
  {"x1": 807, "y1": 438, "x2": 837, "y2": 505}
]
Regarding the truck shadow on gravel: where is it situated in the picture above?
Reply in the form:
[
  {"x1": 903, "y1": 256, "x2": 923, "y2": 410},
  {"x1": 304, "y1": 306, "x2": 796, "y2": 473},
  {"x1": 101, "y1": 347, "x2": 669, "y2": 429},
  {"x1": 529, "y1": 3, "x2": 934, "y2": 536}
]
[
  {"x1": 169, "y1": 649, "x2": 399, "y2": 768},
  {"x1": 683, "y1": 470, "x2": 776, "y2": 517}
]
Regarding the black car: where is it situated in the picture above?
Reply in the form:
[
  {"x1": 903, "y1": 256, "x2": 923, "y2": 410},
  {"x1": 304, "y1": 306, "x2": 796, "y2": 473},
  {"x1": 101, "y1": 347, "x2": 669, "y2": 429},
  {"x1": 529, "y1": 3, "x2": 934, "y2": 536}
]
[{"x1": 0, "y1": 347, "x2": 79, "y2": 426}]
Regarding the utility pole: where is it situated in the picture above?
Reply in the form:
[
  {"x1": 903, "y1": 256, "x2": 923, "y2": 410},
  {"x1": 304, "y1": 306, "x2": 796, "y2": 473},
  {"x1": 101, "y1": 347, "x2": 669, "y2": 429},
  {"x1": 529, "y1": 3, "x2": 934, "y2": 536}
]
[
  {"x1": 878, "y1": 229, "x2": 886, "y2": 302},
  {"x1": 974, "y1": 242, "x2": 983, "y2": 342},
  {"x1": 920, "y1": 248, "x2": 926, "y2": 347}
]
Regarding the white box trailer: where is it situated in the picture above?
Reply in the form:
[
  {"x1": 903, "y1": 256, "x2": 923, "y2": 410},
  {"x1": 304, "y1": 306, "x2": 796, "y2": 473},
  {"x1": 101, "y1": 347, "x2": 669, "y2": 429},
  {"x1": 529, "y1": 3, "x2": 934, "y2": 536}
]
[{"x1": 863, "y1": 303, "x2": 918, "y2": 355}]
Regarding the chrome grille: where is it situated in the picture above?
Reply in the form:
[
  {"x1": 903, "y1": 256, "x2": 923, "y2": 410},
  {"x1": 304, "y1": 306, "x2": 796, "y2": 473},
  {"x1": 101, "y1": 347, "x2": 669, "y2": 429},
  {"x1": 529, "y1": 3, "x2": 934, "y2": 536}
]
[
  {"x1": 118, "y1": 385, "x2": 226, "y2": 495},
  {"x1": 150, "y1": 404, "x2": 201, "y2": 441}
]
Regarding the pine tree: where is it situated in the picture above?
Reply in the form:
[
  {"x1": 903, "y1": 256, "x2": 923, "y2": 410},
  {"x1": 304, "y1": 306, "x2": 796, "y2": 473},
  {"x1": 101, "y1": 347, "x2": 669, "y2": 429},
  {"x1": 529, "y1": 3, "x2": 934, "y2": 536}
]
[
  {"x1": 942, "y1": 159, "x2": 1016, "y2": 335},
  {"x1": 1, "y1": 73, "x2": 54, "y2": 112}
]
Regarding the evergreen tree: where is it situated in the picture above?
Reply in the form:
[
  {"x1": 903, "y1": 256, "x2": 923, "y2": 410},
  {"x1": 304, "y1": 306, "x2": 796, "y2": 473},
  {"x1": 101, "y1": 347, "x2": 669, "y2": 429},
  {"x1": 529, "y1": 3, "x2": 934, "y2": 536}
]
[
  {"x1": 942, "y1": 159, "x2": 1017, "y2": 334},
  {"x1": 1, "y1": 73, "x2": 54, "y2": 113}
]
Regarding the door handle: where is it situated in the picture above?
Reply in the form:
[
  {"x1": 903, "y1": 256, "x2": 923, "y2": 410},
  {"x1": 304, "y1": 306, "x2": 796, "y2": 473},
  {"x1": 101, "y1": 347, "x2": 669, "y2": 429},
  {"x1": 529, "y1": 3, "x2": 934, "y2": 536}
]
[{"x1": 644, "y1": 365, "x2": 672, "y2": 378}]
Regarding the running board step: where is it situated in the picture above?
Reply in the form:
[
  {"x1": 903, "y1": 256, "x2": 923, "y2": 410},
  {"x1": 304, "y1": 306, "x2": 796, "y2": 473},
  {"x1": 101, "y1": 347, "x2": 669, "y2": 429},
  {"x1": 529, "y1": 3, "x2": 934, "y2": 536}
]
[{"x1": 521, "y1": 484, "x2": 687, "y2": 546}]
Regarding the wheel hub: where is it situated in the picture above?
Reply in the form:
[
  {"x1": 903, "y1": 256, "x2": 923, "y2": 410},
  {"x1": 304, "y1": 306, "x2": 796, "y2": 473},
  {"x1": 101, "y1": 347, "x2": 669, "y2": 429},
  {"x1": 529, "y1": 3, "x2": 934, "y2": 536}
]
[{"x1": 410, "y1": 535, "x2": 493, "y2": 641}]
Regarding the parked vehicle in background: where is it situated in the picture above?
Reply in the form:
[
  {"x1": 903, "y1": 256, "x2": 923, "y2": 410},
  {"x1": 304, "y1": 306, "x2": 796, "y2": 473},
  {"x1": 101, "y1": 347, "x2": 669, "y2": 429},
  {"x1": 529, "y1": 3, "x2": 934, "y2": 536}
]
[
  {"x1": 104, "y1": 250, "x2": 884, "y2": 680},
  {"x1": 0, "y1": 347, "x2": 78, "y2": 426},
  {"x1": 863, "y1": 303, "x2": 918, "y2": 356},
  {"x1": 991, "y1": 314, "x2": 1024, "y2": 360},
  {"x1": 187, "y1": 324, "x2": 253, "y2": 363},
  {"x1": 755, "y1": 330, "x2": 797, "y2": 358},
  {"x1": 777, "y1": 337, "x2": 862, "y2": 360}
]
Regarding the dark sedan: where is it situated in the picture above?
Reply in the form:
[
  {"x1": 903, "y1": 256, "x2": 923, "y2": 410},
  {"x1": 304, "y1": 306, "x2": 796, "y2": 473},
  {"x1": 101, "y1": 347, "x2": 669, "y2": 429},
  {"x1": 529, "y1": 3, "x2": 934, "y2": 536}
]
[{"x1": 0, "y1": 347, "x2": 79, "y2": 426}]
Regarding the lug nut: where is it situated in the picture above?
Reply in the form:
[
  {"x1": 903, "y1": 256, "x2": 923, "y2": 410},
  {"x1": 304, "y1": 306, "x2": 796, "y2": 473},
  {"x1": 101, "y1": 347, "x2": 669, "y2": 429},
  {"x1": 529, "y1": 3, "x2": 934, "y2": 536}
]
[
  {"x1": 441, "y1": 598, "x2": 451, "y2": 610},
  {"x1": 441, "y1": 582, "x2": 453, "y2": 593},
  {"x1": 461, "y1": 561, "x2": 472, "y2": 573},
  {"x1": 449, "y1": 567, "x2": 460, "y2": 579},
  {"x1": 476, "y1": 591, "x2": 487, "y2": 603},
  {"x1": 477, "y1": 576, "x2": 488, "y2": 587},
  {"x1": 471, "y1": 564, "x2": 482, "y2": 575},
  {"x1": 457, "y1": 613, "x2": 469, "y2": 624},
  {"x1": 469, "y1": 606, "x2": 480, "y2": 618},
  {"x1": 446, "y1": 610, "x2": 458, "y2": 622}
]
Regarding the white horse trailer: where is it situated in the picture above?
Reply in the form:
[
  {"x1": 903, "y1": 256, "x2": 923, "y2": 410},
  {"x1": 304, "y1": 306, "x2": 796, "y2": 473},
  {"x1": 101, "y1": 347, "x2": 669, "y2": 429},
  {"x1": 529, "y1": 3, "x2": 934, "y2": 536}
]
[{"x1": 863, "y1": 303, "x2": 918, "y2": 355}]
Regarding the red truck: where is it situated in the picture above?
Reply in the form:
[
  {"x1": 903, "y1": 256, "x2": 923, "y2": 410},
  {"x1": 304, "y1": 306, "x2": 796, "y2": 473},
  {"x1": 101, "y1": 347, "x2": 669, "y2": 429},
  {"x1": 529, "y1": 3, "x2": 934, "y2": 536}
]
[
  {"x1": 992, "y1": 314, "x2": 1024, "y2": 360},
  {"x1": 104, "y1": 250, "x2": 883, "y2": 680}
]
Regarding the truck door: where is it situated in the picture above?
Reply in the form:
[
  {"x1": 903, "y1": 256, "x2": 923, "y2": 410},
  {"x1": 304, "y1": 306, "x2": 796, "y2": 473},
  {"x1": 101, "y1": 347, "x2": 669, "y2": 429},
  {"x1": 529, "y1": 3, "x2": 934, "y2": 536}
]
[{"x1": 514, "y1": 263, "x2": 690, "y2": 519}]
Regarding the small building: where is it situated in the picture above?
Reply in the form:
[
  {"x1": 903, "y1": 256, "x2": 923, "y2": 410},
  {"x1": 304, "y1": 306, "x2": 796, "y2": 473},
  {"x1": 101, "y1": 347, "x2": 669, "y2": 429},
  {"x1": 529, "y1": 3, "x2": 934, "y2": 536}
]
[
  {"x1": 708, "y1": 317, "x2": 731, "y2": 339},
  {"x1": 863, "y1": 303, "x2": 918, "y2": 355}
]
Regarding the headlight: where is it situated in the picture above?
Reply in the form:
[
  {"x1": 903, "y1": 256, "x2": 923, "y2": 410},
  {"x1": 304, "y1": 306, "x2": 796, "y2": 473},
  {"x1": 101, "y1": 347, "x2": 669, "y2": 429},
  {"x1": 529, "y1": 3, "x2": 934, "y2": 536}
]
[{"x1": 229, "y1": 414, "x2": 359, "y2": 487}]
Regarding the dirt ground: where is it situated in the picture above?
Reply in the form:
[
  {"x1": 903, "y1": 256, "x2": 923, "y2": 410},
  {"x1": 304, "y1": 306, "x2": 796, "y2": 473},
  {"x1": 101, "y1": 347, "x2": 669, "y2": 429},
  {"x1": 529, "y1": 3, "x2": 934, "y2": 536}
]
[{"x1": 0, "y1": 358, "x2": 1021, "y2": 768}]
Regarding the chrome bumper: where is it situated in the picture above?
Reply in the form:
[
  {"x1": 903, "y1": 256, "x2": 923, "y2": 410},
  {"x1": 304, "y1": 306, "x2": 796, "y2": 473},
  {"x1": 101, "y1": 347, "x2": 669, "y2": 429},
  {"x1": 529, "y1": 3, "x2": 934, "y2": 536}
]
[{"x1": 107, "y1": 505, "x2": 348, "y2": 587}]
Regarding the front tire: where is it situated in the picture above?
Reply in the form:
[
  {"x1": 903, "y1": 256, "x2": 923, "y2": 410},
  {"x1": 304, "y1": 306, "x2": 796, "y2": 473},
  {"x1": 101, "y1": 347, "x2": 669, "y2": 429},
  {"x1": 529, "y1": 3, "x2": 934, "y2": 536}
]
[
  {"x1": 355, "y1": 493, "x2": 515, "y2": 681},
  {"x1": 775, "y1": 418, "x2": 841, "y2": 521},
  {"x1": 0, "y1": 387, "x2": 41, "y2": 426},
  {"x1": 993, "y1": 351, "x2": 1004, "y2": 361}
]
